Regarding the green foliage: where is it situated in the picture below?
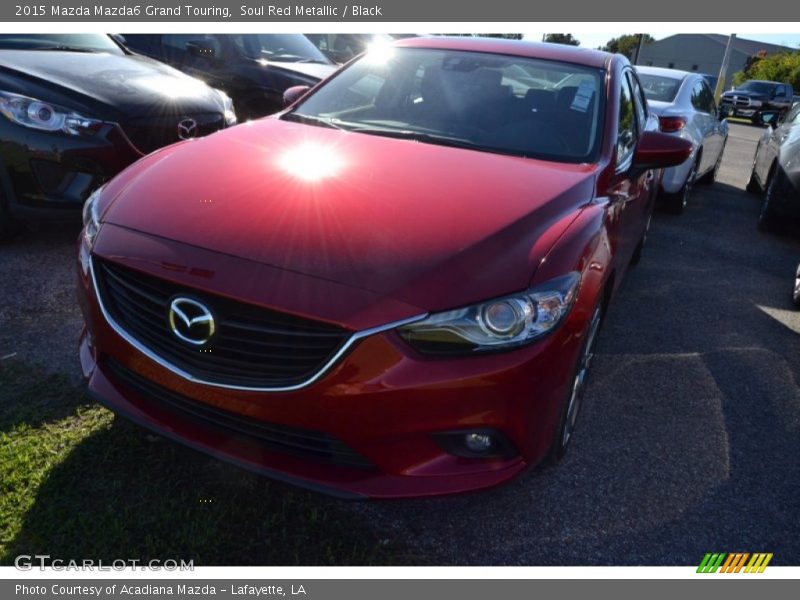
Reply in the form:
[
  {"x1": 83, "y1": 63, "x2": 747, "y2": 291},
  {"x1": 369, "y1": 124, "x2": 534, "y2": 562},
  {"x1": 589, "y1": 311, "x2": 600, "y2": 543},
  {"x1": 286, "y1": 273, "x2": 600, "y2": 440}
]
[
  {"x1": 734, "y1": 50, "x2": 800, "y2": 89},
  {"x1": 602, "y1": 34, "x2": 655, "y2": 59},
  {"x1": 543, "y1": 34, "x2": 580, "y2": 46}
]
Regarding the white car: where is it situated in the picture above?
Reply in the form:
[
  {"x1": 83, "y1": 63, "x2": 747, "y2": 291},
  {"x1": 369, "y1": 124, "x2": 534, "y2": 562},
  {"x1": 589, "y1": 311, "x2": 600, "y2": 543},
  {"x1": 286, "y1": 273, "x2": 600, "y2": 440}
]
[{"x1": 636, "y1": 66, "x2": 729, "y2": 213}]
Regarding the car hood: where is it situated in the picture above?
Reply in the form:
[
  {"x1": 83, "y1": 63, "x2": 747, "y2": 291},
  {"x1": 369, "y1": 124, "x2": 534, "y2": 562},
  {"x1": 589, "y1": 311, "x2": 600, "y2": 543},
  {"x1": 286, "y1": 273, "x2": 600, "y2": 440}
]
[
  {"x1": 0, "y1": 50, "x2": 224, "y2": 120},
  {"x1": 268, "y1": 61, "x2": 337, "y2": 81},
  {"x1": 723, "y1": 90, "x2": 769, "y2": 101},
  {"x1": 101, "y1": 118, "x2": 597, "y2": 311}
]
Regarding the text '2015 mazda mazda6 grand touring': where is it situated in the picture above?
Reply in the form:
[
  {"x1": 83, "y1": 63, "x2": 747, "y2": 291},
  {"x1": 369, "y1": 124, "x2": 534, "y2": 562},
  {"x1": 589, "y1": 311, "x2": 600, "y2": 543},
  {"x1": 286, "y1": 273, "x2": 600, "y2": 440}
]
[{"x1": 77, "y1": 37, "x2": 691, "y2": 498}]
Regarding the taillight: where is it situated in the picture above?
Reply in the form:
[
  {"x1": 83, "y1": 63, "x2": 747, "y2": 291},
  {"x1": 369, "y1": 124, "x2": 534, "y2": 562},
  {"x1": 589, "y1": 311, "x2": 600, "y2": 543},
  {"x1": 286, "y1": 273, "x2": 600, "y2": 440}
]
[{"x1": 659, "y1": 116, "x2": 687, "y2": 133}]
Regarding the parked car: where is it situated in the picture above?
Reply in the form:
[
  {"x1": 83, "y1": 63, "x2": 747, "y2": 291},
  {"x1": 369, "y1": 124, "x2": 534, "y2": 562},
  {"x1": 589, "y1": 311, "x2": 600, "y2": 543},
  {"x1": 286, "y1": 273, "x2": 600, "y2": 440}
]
[
  {"x1": 746, "y1": 103, "x2": 800, "y2": 230},
  {"x1": 77, "y1": 37, "x2": 690, "y2": 498},
  {"x1": 305, "y1": 34, "x2": 395, "y2": 64},
  {"x1": 121, "y1": 34, "x2": 338, "y2": 119},
  {"x1": 720, "y1": 80, "x2": 794, "y2": 124},
  {"x1": 636, "y1": 66, "x2": 728, "y2": 213},
  {"x1": 0, "y1": 33, "x2": 236, "y2": 239}
]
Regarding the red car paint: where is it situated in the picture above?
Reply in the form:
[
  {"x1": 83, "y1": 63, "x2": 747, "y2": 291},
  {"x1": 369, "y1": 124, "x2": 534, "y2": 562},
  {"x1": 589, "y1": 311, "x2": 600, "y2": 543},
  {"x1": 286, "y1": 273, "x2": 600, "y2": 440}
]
[{"x1": 77, "y1": 38, "x2": 691, "y2": 498}]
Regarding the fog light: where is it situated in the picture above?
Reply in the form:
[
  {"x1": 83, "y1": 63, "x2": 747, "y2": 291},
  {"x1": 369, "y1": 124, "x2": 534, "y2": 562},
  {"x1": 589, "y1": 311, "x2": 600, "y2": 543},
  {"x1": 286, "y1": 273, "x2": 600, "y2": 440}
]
[
  {"x1": 464, "y1": 433, "x2": 493, "y2": 453},
  {"x1": 431, "y1": 429, "x2": 516, "y2": 459}
]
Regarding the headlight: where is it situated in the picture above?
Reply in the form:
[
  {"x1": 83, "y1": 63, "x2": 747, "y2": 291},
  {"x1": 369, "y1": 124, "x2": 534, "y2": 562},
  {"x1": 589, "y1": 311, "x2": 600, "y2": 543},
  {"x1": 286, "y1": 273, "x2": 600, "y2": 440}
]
[
  {"x1": 217, "y1": 89, "x2": 237, "y2": 126},
  {"x1": 398, "y1": 272, "x2": 581, "y2": 354},
  {"x1": 750, "y1": 100, "x2": 763, "y2": 107},
  {"x1": 82, "y1": 186, "x2": 104, "y2": 248},
  {"x1": 0, "y1": 91, "x2": 102, "y2": 135}
]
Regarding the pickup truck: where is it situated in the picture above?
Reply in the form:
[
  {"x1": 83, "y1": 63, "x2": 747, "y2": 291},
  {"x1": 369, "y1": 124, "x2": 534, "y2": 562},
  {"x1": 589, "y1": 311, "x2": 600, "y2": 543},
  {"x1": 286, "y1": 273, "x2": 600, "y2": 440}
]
[{"x1": 720, "y1": 80, "x2": 794, "y2": 124}]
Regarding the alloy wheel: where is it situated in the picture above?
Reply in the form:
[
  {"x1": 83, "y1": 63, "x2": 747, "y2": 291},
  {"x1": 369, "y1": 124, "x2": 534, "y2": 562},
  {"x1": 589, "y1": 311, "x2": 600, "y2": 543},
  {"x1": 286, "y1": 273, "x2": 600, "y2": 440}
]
[{"x1": 562, "y1": 305, "x2": 602, "y2": 448}]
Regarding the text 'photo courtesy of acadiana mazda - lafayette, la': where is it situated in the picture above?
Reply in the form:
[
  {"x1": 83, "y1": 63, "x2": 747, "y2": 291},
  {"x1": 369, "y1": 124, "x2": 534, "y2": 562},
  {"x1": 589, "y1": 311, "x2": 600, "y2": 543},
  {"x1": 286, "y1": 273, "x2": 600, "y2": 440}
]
[
  {"x1": 0, "y1": 33, "x2": 237, "y2": 239},
  {"x1": 77, "y1": 37, "x2": 691, "y2": 499}
]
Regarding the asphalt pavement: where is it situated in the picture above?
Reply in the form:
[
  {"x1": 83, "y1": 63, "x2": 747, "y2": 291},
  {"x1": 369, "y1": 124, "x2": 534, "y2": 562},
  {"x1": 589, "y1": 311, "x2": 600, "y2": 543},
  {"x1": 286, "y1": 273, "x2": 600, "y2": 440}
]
[
  {"x1": 1, "y1": 123, "x2": 798, "y2": 565},
  {"x1": 351, "y1": 122, "x2": 800, "y2": 564}
]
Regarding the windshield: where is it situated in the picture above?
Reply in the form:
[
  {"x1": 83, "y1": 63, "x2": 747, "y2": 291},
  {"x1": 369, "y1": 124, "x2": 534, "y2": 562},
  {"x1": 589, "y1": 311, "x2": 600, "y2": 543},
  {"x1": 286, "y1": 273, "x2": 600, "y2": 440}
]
[
  {"x1": 737, "y1": 81, "x2": 777, "y2": 94},
  {"x1": 288, "y1": 47, "x2": 605, "y2": 163},
  {"x1": 638, "y1": 74, "x2": 683, "y2": 102},
  {"x1": 0, "y1": 34, "x2": 123, "y2": 54},
  {"x1": 234, "y1": 34, "x2": 331, "y2": 64}
]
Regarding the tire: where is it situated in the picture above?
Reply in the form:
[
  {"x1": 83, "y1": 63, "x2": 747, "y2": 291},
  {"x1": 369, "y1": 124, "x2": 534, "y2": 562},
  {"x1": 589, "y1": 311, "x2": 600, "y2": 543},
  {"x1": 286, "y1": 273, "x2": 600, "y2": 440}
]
[
  {"x1": 0, "y1": 179, "x2": 19, "y2": 242},
  {"x1": 746, "y1": 168, "x2": 762, "y2": 194},
  {"x1": 546, "y1": 300, "x2": 604, "y2": 464},
  {"x1": 697, "y1": 141, "x2": 726, "y2": 186},
  {"x1": 757, "y1": 167, "x2": 783, "y2": 231},
  {"x1": 630, "y1": 214, "x2": 652, "y2": 266},
  {"x1": 661, "y1": 157, "x2": 698, "y2": 215}
]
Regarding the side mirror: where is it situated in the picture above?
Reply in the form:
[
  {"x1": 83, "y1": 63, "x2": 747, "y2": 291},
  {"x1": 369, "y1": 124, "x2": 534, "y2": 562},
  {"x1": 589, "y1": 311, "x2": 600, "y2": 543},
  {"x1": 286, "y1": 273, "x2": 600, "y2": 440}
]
[
  {"x1": 631, "y1": 131, "x2": 693, "y2": 171},
  {"x1": 283, "y1": 85, "x2": 311, "y2": 107},
  {"x1": 186, "y1": 40, "x2": 217, "y2": 60},
  {"x1": 760, "y1": 111, "x2": 780, "y2": 128}
]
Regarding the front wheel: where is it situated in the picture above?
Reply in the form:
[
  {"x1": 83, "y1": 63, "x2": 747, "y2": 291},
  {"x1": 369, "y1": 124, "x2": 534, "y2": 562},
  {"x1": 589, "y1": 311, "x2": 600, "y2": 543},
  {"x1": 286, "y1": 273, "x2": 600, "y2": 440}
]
[
  {"x1": 546, "y1": 301, "x2": 604, "y2": 464},
  {"x1": 757, "y1": 167, "x2": 784, "y2": 231},
  {"x1": 0, "y1": 181, "x2": 19, "y2": 242},
  {"x1": 697, "y1": 141, "x2": 726, "y2": 185},
  {"x1": 661, "y1": 157, "x2": 698, "y2": 214}
]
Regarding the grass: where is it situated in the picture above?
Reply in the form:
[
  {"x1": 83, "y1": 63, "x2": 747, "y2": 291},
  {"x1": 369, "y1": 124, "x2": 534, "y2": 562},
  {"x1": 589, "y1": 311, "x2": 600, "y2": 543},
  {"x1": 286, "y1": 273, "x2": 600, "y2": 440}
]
[{"x1": 0, "y1": 360, "x2": 418, "y2": 565}]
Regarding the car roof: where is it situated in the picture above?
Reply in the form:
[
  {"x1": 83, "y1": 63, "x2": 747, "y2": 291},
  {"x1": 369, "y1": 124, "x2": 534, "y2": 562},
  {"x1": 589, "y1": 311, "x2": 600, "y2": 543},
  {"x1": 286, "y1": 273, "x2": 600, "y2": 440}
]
[
  {"x1": 394, "y1": 36, "x2": 612, "y2": 69},
  {"x1": 635, "y1": 65, "x2": 692, "y2": 80}
]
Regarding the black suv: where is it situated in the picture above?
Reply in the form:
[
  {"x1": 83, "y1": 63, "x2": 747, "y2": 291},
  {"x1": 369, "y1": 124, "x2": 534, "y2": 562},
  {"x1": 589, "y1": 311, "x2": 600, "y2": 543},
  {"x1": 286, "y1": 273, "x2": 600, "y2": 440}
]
[
  {"x1": 0, "y1": 34, "x2": 236, "y2": 239},
  {"x1": 720, "y1": 80, "x2": 794, "y2": 124},
  {"x1": 121, "y1": 34, "x2": 337, "y2": 120}
]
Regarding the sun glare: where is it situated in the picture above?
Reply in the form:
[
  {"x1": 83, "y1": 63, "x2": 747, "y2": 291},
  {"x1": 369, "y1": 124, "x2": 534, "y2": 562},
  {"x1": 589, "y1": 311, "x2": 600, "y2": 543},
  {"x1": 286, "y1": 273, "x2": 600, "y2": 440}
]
[{"x1": 277, "y1": 143, "x2": 344, "y2": 181}]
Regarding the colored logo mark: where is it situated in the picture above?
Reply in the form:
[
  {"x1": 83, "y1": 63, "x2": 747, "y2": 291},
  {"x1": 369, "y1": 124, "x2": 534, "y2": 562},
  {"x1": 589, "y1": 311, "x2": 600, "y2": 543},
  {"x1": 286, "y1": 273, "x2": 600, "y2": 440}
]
[{"x1": 697, "y1": 552, "x2": 773, "y2": 573}]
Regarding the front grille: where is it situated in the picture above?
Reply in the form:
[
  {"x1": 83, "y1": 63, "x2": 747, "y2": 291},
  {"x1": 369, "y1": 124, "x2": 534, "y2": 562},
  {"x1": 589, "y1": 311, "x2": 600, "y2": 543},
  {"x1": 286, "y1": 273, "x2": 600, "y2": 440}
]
[
  {"x1": 93, "y1": 258, "x2": 351, "y2": 389},
  {"x1": 721, "y1": 96, "x2": 751, "y2": 108},
  {"x1": 121, "y1": 113, "x2": 225, "y2": 154},
  {"x1": 104, "y1": 358, "x2": 374, "y2": 469}
]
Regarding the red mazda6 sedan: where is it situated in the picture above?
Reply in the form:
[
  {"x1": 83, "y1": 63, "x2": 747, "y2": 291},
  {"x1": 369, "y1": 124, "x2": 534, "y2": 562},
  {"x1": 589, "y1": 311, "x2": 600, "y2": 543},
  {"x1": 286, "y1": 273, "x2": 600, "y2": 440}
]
[{"x1": 77, "y1": 37, "x2": 690, "y2": 498}]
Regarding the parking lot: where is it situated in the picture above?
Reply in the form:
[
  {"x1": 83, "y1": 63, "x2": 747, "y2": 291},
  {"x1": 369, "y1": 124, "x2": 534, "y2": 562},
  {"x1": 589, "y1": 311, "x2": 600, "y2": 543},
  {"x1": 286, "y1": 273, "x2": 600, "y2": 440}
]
[{"x1": 1, "y1": 122, "x2": 799, "y2": 565}]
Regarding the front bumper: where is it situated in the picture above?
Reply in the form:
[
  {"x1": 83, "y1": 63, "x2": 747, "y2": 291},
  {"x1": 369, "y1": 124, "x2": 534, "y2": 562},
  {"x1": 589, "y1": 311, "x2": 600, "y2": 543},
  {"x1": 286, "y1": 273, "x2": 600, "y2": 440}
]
[
  {"x1": 1, "y1": 120, "x2": 143, "y2": 221},
  {"x1": 77, "y1": 229, "x2": 588, "y2": 499}
]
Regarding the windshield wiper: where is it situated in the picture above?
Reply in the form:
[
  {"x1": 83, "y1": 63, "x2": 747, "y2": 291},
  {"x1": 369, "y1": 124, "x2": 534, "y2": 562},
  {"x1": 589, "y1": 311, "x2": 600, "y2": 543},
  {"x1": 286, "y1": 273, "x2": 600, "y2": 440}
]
[
  {"x1": 281, "y1": 113, "x2": 346, "y2": 130},
  {"x1": 348, "y1": 126, "x2": 535, "y2": 158},
  {"x1": 347, "y1": 127, "x2": 481, "y2": 149},
  {"x1": 29, "y1": 45, "x2": 97, "y2": 53}
]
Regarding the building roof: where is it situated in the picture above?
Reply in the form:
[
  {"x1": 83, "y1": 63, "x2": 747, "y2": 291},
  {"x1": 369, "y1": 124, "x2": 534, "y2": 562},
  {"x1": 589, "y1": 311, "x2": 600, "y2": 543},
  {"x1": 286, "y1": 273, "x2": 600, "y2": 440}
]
[{"x1": 651, "y1": 33, "x2": 796, "y2": 57}]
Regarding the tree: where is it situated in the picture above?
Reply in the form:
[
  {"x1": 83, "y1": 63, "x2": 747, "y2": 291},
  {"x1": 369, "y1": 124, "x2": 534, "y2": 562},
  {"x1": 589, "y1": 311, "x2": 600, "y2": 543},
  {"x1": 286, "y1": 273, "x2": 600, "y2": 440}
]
[
  {"x1": 732, "y1": 50, "x2": 800, "y2": 90},
  {"x1": 602, "y1": 34, "x2": 655, "y2": 60},
  {"x1": 543, "y1": 34, "x2": 580, "y2": 46}
]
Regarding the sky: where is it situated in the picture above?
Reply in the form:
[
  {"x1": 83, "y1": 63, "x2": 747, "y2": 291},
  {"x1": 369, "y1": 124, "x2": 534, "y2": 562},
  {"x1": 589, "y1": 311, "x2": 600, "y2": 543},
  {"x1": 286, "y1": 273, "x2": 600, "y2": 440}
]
[{"x1": 522, "y1": 32, "x2": 800, "y2": 50}]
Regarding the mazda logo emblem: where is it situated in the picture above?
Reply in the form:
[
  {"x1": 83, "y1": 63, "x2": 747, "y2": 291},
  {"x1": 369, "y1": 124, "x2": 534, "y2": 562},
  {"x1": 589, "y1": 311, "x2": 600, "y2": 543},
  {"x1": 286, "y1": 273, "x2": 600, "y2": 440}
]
[
  {"x1": 168, "y1": 297, "x2": 215, "y2": 346},
  {"x1": 177, "y1": 117, "x2": 198, "y2": 140}
]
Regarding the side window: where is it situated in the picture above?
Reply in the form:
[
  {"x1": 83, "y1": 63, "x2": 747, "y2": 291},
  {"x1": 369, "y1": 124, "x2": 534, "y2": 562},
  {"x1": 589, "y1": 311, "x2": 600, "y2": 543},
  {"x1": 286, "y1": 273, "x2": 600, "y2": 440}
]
[
  {"x1": 626, "y1": 71, "x2": 647, "y2": 131},
  {"x1": 782, "y1": 85, "x2": 792, "y2": 99},
  {"x1": 690, "y1": 81, "x2": 705, "y2": 111},
  {"x1": 617, "y1": 75, "x2": 637, "y2": 166},
  {"x1": 701, "y1": 82, "x2": 717, "y2": 114}
]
